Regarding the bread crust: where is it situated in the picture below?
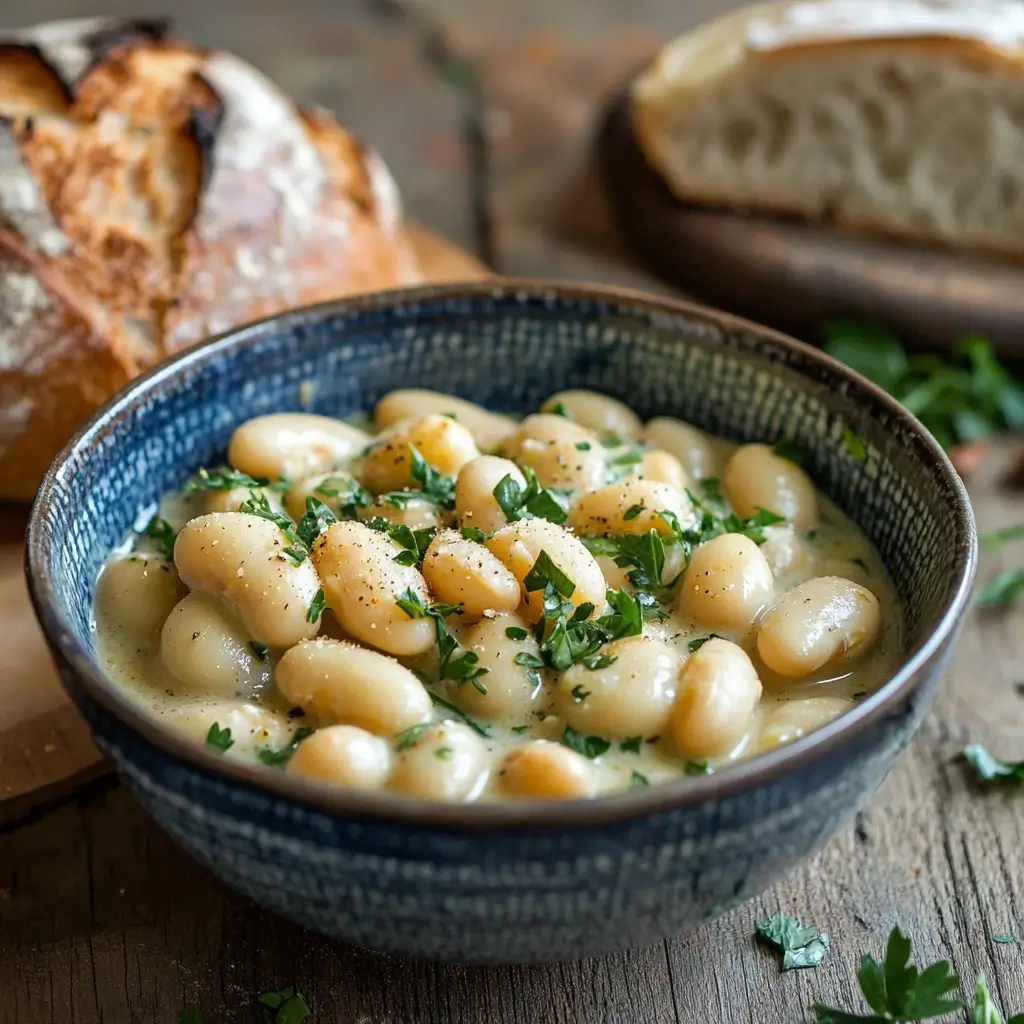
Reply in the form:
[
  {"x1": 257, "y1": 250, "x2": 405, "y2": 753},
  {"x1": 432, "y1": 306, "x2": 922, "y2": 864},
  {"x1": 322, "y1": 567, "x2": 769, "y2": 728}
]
[
  {"x1": 632, "y1": 0, "x2": 1024, "y2": 259},
  {"x1": 0, "y1": 18, "x2": 419, "y2": 501}
]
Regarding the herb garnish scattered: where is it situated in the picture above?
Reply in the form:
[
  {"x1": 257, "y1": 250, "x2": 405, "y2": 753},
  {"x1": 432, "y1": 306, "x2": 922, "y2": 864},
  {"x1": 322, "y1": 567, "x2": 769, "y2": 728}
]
[
  {"x1": 976, "y1": 570, "x2": 1024, "y2": 609},
  {"x1": 313, "y1": 475, "x2": 372, "y2": 517},
  {"x1": 623, "y1": 503, "x2": 646, "y2": 521},
  {"x1": 461, "y1": 525, "x2": 487, "y2": 542},
  {"x1": 306, "y1": 588, "x2": 327, "y2": 624},
  {"x1": 961, "y1": 744, "x2": 1024, "y2": 784},
  {"x1": 205, "y1": 723, "x2": 233, "y2": 753},
  {"x1": 570, "y1": 684, "x2": 591, "y2": 702},
  {"x1": 238, "y1": 492, "x2": 309, "y2": 564},
  {"x1": 687, "y1": 635, "x2": 722, "y2": 653},
  {"x1": 435, "y1": 746, "x2": 453, "y2": 759},
  {"x1": 756, "y1": 912, "x2": 830, "y2": 971},
  {"x1": 549, "y1": 401, "x2": 570, "y2": 418},
  {"x1": 426, "y1": 691, "x2": 492, "y2": 737},
  {"x1": 771, "y1": 439, "x2": 806, "y2": 465},
  {"x1": 812, "y1": 926, "x2": 962, "y2": 1022},
  {"x1": 604, "y1": 446, "x2": 644, "y2": 482},
  {"x1": 395, "y1": 723, "x2": 431, "y2": 751},
  {"x1": 408, "y1": 443, "x2": 456, "y2": 507},
  {"x1": 492, "y1": 466, "x2": 570, "y2": 524},
  {"x1": 562, "y1": 726, "x2": 610, "y2": 759},
  {"x1": 257, "y1": 728, "x2": 313, "y2": 767},
  {"x1": 843, "y1": 425, "x2": 868, "y2": 463},
  {"x1": 505, "y1": 626, "x2": 529, "y2": 641},
  {"x1": 389, "y1": 525, "x2": 438, "y2": 566},
  {"x1": 249, "y1": 641, "x2": 269, "y2": 662},
  {"x1": 971, "y1": 972, "x2": 1024, "y2": 1024},
  {"x1": 630, "y1": 770, "x2": 650, "y2": 787},
  {"x1": 684, "y1": 760, "x2": 711, "y2": 775},
  {"x1": 140, "y1": 514, "x2": 177, "y2": 559},
  {"x1": 185, "y1": 467, "x2": 268, "y2": 492},
  {"x1": 396, "y1": 591, "x2": 488, "y2": 691},
  {"x1": 257, "y1": 986, "x2": 311, "y2": 1024}
]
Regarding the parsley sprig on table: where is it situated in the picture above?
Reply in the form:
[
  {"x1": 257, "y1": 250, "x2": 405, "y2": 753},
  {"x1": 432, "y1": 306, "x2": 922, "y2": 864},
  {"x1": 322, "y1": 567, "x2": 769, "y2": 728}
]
[
  {"x1": 961, "y1": 745, "x2": 1024, "y2": 785},
  {"x1": 813, "y1": 927, "x2": 962, "y2": 1022}
]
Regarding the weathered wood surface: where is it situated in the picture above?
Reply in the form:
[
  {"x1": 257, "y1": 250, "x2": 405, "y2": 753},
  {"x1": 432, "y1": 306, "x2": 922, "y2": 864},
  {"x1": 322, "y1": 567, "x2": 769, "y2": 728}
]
[{"x1": 1, "y1": 1, "x2": 1023, "y2": 1022}]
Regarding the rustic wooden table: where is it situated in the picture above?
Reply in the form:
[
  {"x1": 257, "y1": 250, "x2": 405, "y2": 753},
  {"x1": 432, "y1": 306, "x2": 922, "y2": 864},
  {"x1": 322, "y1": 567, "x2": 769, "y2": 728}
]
[{"x1": 2, "y1": 2, "x2": 1023, "y2": 1022}]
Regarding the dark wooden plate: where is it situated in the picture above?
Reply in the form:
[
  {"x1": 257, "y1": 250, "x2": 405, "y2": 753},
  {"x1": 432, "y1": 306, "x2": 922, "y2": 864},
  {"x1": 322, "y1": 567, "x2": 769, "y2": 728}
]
[{"x1": 598, "y1": 88, "x2": 1024, "y2": 357}]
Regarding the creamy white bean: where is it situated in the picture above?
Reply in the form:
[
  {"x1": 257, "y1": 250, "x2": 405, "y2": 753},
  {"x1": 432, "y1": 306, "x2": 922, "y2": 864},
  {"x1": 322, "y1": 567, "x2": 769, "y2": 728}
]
[{"x1": 93, "y1": 392, "x2": 902, "y2": 802}]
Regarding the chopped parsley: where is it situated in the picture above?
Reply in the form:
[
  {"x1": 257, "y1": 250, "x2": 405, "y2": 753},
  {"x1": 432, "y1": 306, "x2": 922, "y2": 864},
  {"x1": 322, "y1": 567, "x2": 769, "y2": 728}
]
[
  {"x1": 575, "y1": 441, "x2": 592, "y2": 451},
  {"x1": 306, "y1": 588, "x2": 327, "y2": 624},
  {"x1": 812, "y1": 927, "x2": 961, "y2": 1022},
  {"x1": 687, "y1": 635, "x2": 722, "y2": 653},
  {"x1": 257, "y1": 986, "x2": 311, "y2": 1024},
  {"x1": 313, "y1": 475, "x2": 372, "y2": 517},
  {"x1": 771, "y1": 439, "x2": 806, "y2": 465},
  {"x1": 139, "y1": 514, "x2": 177, "y2": 559},
  {"x1": 562, "y1": 726, "x2": 610, "y2": 759},
  {"x1": 435, "y1": 746, "x2": 453, "y2": 760},
  {"x1": 492, "y1": 466, "x2": 570, "y2": 525},
  {"x1": 630, "y1": 770, "x2": 650, "y2": 787},
  {"x1": 426, "y1": 691, "x2": 491, "y2": 737},
  {"x1": 582, "y1": 653, "x2": 617, "y2": 671},
  {"x1": 549, "y1": 401, "x2": 570, "y2": 418},
  {"x1": 623, "y1": 503, "x2": 646, "y2": 521},
  {"x1": 962, "y1": 744, "x2": 1024, "y2": 784},
  {"x1": 513, "y1": 650, "x2": 545, "y2": 690},
  {"x1": 249, "y1": 641, "x2": 269, "y2": 662},
  {"x1": 756, "y1": 912, "x2": 830, "y2": 971},
  {"x1": 504, "y1": 626, "x2": 529, "y2": 641},
  {"x1": 205, "y1": 723, "x2": 234, "y2": 753},
  {"x1": 977, "y1": 570, "x2": 1024, "y2": 609},
  {"x1": 699, "y1": 477, "x2": 725, "y2": 504},
  {"x1": 396, "y1": 592, "x2": 488, "y2": 691},
  {"x1": 408, "y1": 443, "x2": 456, "y2": 507},
  {"x1": 570, "y1": 684, "x2": 591, "y2": 702},
  {"x1": 460, "y1": 525, "x2": 487, "y2": 542},
  {"x1": 843, "y1": 425, "x2": 868, "y2": 463},
  {"x1": 257, "y1": 728, "x2": 313, "y2": 767},
  {"x1": 604, "y1": 446, "x2": 644, "y2": 482},
  {"x1": 388, "y1": 524, "x2": 437, "y2": 566},
  {"x1": 185, "y1": 467, "x2": 268, "y2": 492},
  {"x1": 685, "y1": 760, "x2": 711, "y2": 775},
  {"x1": 238, "y1": 492, "x2": 308, "y2": 564},
  {"x1": 620, "y1": 736, "x2": 642, "y2": 753},
  {"x1": 395, "y1": 723, "x2": 431, "y2": 751}
]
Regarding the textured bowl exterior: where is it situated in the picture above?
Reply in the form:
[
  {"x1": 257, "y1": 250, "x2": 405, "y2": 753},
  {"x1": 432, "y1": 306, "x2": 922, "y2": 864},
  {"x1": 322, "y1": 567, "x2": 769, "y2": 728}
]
[{"x1": 28, "y1": 282, "x2": 976, "y2": 963}]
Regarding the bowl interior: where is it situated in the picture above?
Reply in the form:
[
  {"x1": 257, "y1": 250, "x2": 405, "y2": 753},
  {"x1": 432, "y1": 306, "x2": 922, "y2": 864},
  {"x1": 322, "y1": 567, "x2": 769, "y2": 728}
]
[{"x1": 31, "y1": 283, "x2": 973, "y2": 795}]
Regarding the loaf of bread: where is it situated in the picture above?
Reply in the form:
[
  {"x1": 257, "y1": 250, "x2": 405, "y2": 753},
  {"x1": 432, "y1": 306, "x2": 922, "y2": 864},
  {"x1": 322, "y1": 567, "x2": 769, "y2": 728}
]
[
  {"x1": 633, "y1": 0, "x2": 1024, "y2": 257},
  {"x1": 0, "y1": 17, "x2": 420, "y2": 500}
]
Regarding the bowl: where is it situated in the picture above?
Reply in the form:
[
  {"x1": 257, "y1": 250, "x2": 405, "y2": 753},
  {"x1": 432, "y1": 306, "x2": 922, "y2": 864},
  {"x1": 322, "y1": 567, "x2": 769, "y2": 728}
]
[{"x1": 26, "y1": 281, "x2": 976, "y2": 964}]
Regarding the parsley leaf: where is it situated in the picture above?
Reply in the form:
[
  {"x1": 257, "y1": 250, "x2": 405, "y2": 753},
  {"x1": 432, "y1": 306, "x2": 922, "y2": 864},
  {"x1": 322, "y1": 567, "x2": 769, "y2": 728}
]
[
  {"x1": 562, "y1": 726, "x2": 610, "y2": 759},
  {"x1": 843, "y1": 426, "x2": 868, "y2": 463},
  {"x1": 981, "y1": 524, "x2": 1024, "y2": 549},
  {"x1": 620, "y1": 736, "x2": 642, "y2": 753},
  {"x1": 687, "y1": 635, "x2": 722, "y2": 652},
  {"x1": 812, "y1": 926, "x2": 962, "y2": 1022},
  {"x1": 685, "y1": 760, "x2": 711, "y2": 775},
  {"x1": 185, "y1": 467, "x2": 268, "y2": 492},
  {"x1": 140, "y1": 514, "x2": 177, "y2": 559},
  {"x1": 604, "y1": 446, "x2": 644, "y2": 482},
  {"x1": 257, "y1": 728, "x2": 313, "y2": 767},
  {"x1": 238, "y1": 492, "x2": 309, "y2": 563},
  {"x1": 972, "y1": 972, "x2": 1024, "y2": 1024},
  {"x1": 296, "y1": 496, "x2": 337, "y2": 548},
  {"x1": 549, "y1": 401, "x2": 571, "y2": 418},
  {"x1": 962, "y1": 744, "x2": 1024, "y2": 784},
  {"x1": 313, "y1": 475, "x2": 372, "y2": 518},
  {"x1": 205, "y1": 723, "x2": 233, "y2": 753},
  {"x1": 306, "y1": 588, "x2": 327, "y2": 624},
  {"x1": 461, "y1": 525, "x2": 487, "y2": 542},
  {"x1": 395, "y1": 590, "x2": 488, "y2": 692},
  {"x1": 771, "y1": 439, "x2": 806, "y2": 465},
  {"x1": 249, "y1": 641, "x2": 269, "y2": 662},
  {"x1": 505, "y1": 626, "x2": 529, "y2": 641},
  {"x1": 258, "y1": 986, "x2": 311, "y2": 1024},
  {"x1": 523, "y1": 549, "x2": 576, "y2": 597},
  {"x1": 388, "y1": 524, "x2": 437, "y2": 566},
  {"x1": 630, "y1": 770, "x2": 650, "y2": 787},
  {"x1": 977, "y1": 570, "x2": 1024, "y2": 609},
  {"x1": 408, "y1": 443, "x2": 456, "y2": 507},
  {"x1": 756, "y1": 912, "x2": 830, "y2": 971},
  {"x1": 491, "y1": 466, "x2": 569, "y2": 525},
  {"x1": 570, "y1": 684, "x2": 591, "y2": 702},
  {"x1": 426, "y1": 691, "x2": 492, "y2": 737},
  {"x1": 395, "y1": 723, "x2": 431, "y2": 751}
]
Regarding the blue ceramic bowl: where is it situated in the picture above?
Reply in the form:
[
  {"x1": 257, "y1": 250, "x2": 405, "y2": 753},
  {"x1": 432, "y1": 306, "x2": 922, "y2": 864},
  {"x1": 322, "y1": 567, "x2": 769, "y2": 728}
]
[{"x1": 27, "y1": 282, "x2": 976, "y2": 963}]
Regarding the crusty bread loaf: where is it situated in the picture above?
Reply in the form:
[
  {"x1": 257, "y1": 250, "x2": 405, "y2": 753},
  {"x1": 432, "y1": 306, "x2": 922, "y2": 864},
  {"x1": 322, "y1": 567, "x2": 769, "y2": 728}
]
[
  {"x1": 0, "y1": 17, "x2": 419, "y2": 500},
  {"x1": 633, "y1": 0, "x2": 1024, "y2": 258}
]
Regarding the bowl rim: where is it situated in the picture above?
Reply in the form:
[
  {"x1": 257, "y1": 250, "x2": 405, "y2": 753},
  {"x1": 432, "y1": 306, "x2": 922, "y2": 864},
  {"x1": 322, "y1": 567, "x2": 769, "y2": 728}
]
[{"x1": 26, "y1": 278, "x2": 978, "y2": 830}]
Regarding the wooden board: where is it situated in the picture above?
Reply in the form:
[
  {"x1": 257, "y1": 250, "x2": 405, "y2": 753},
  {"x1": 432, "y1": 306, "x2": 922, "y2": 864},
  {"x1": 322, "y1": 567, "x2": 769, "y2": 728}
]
[
  {"x1": 0, "y1": 223, "x2": 487, "y2": 822},
  {"x1": 598, "y1": 88, "x2": 1024, "y2": 356}
]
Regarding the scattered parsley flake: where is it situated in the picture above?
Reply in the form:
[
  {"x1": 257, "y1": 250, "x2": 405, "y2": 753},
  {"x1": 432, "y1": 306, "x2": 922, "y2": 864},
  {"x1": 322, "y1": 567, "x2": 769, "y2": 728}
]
[
  {"x1": 962, "y1": 744, "x2": 1024, "y2": 784},
  {"x1": 843, "y1": 425, "x2": 868, "y2": 463},
  {"x1": 461, "y1": 525, "x2": 487, "y2": 542},
  {"x1": 687, "y1": 635, "x2": 722, "y2": 653},
  {"x1": 504, "y1": 626, "x2": 529, "y2": 641},
  {"x1": 756, "y1": 912, "x2": 831, "y2": 971},
  {"x1": 582, "y1": 653, "x2": 617, "y2": 671},
  {"x1": 238, "y1": 492, "x2": 308, "y2": 563},
  {"x1": 313, "y1": 475, "x2": 371, "y2": 517},
  {"x1": 549, "y1": 401, "x2": 570, "y2": 418},
  {"x1": 492, "y1": 466, "x2": 569, "y2": 525},
  {"x1": 139, "y1": 514, "x2": 177, "y2": 559},
  {"x1": 257, "y1": 728, "x2": 313, "y2": 767},
  {"x1": 630, "y1": 770, "x2": 650, "y2": 788},
  {"x1": 427, "y1": 692, "x2": 491, "y2": 737},
  {"x1": 576, "y1": 441, "x2": 592, "y2": 451},
  {"x1": 408, "y1": 443, "x2": 456, "y2": 507},
  {"x1": 434, "y1": 746, "x2": 453, "y2": 760},
  {"x1": 684, "y1": 760, "x2": 710, "y2": 775},
  {"x1": 562, "y1": 726, "x2": 610, "y2": 759},
  {"x1": 205, "y1": 723, "x2": 233, "y2": 754},
  {"x1": 395, "y1": 723, "x2": 430, "y2": 751},
  {"x1": 623, "y1": 503, "x2": 646, "y2": 521},
  {"x1": 570, "y1": 684, "x2": 591, "y2": 702},
  {"x1": 620, "y1": 736, "x2": 642, "y2": 753},
  {"x1": 306, "y1": 588, "x2": 327, "y2": 624},
  {"x1": 185, "y1": 467, "x2": 268, "y2": 492},
  {"x1": 249, "y1": 641, "x2": 269, "y2": 662}
]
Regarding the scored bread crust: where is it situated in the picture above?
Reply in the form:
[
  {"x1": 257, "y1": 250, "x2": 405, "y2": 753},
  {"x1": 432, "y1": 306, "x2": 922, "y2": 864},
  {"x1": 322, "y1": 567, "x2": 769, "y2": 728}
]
[
  {"x1": 0, "y1": 17, "x2": 420, "y2": 501},
  {"x1": 632, "y1": 0, "x2": 1024, "y2": 259}
]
